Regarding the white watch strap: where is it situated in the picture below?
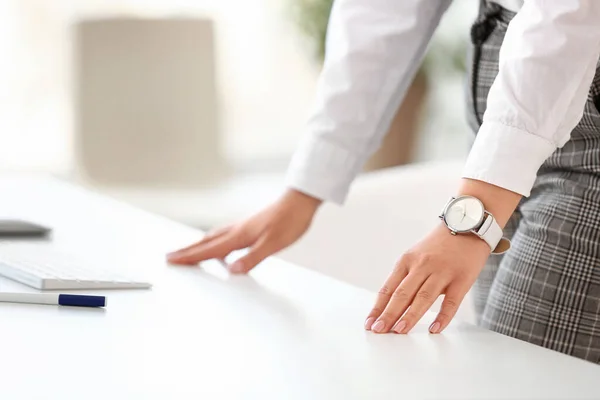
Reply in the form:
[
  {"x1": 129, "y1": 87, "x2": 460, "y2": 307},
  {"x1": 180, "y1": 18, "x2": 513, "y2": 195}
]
[{"x1": 476, "y1": 214, "x2": 510, "y2": 254}]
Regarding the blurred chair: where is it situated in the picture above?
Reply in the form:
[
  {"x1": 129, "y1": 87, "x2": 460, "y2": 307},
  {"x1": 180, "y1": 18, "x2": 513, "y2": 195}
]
[
  {"x1": 278, "y1": 160, "x2": 476, "y2": 323},
  {"x1": 73, "y1": 17, "x2": 227, "y2": 188}
]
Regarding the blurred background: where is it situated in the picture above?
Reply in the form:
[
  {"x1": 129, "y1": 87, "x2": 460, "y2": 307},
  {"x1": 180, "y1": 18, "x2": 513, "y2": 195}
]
[{"x1": 0, "y1": 0, "x2": 476, "y2": 231}]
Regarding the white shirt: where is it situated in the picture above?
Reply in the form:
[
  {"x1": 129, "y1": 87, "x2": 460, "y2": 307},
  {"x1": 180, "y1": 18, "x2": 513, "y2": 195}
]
[{"x1": 285, "y1": 0, "x2": 600, "y2": 205}]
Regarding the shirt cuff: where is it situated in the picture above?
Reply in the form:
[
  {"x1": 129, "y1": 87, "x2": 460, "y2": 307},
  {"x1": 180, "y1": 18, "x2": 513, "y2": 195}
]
[
  {"x1": 462, "y1": 120, "x2": 556, "y2": 197},
  {"x1": 285, "y1": 136, "x2": 364, "y2": 205}
]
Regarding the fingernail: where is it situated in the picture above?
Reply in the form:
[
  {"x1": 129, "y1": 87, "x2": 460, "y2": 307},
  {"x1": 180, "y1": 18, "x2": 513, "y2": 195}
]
[
  {"x1": 429, "y1": 322, "x2": 441, "y2": 334},
  {"x1": 393, "y1": 320, "x2": 407, "y2": 334},
  {"x1": 229, "y1": 261, "x2": 244, "y2": 273},
  {"x1": 364, "y1": 317, "x2": 376, "y2": 330},
  {"x1": 166, "y1": 252, "x2": 180, "y2": 261},
  {"x1": 371, "y1": 320, "x2": 385, "y2": 333}
]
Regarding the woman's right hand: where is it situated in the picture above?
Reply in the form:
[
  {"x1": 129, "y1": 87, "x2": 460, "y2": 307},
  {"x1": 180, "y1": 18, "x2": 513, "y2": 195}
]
[{"x1": 166, "y1": 189, "x2": 322, "y2": 274}]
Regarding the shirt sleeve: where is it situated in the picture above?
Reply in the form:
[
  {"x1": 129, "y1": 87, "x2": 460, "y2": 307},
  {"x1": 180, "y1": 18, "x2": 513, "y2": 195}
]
[
  {"x1": 463, "y1": 1, "x2": 600, "y2": 196},
  {"x1": 285, "y1": 0, "x2": 453, "y2": 204}
]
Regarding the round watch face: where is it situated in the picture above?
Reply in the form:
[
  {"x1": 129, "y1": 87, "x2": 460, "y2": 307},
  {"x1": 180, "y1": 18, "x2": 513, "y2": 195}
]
[{"x1": 444, "y1": 196, "x2": 485, "y2": 232}]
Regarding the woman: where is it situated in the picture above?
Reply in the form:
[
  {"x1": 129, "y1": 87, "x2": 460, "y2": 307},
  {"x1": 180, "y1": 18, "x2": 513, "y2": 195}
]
[{"x1": 168, "y1": 0, "x2": 600, "y2": 363}]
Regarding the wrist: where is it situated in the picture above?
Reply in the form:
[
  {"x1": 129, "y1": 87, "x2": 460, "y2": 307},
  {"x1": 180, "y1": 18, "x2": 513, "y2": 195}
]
[
  {"x1": 440, "y1": 188, "x2": 513, "y2": 254},
  {"x1": 457, "y1": 178, "x2": 521, "y2": 228},
  {"x1": 281, "y1": 189, "x2": 323, "y2": 212}
]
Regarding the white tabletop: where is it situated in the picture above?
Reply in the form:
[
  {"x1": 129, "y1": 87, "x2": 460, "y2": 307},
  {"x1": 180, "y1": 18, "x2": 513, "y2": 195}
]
[{"x1": 0, "y1": 175, "x2": 597, "y2": 400}]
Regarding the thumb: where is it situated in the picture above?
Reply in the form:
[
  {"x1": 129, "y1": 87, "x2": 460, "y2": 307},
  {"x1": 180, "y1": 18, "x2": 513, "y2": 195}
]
[{"x1": 228, "y1": 236, "x2": 280, "y2": 274}]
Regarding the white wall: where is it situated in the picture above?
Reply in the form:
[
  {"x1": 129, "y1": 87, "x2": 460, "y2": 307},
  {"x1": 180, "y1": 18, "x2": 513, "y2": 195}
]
[{"x1": 0, "y1": 0, "x2": 318, "y2": 173}]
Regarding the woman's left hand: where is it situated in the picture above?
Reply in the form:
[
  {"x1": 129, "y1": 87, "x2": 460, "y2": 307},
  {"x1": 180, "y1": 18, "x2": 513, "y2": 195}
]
[{"x1": 364, "y1": 223, "x2": 492, "y2": 335}]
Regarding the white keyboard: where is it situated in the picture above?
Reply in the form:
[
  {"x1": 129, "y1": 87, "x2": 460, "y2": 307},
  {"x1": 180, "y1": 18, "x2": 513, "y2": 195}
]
[{"x1": 0, "y1": 242, "x2": 151, "y2": 290}]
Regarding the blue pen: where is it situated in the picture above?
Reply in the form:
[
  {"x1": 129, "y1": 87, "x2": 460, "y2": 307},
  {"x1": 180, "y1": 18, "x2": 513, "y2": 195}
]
[{"x1": 0, "y1": 292, "x2": 106, "y2": 308}]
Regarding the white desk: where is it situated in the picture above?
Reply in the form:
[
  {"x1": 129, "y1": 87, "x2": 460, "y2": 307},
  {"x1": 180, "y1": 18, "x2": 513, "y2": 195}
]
[{"x1": 0, "y1": 175, "x2": 597, "y2": 400}]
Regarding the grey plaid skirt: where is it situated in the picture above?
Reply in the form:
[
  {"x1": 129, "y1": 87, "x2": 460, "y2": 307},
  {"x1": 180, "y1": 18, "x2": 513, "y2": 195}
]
[{"x1": 467, "y1": 3, "x2": 600, "y2": 363}]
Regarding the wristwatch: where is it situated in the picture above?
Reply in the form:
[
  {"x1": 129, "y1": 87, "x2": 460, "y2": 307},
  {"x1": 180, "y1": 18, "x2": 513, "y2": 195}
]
[{"x1": 439, "y1": 195, "x2": 510, "y2": 254}]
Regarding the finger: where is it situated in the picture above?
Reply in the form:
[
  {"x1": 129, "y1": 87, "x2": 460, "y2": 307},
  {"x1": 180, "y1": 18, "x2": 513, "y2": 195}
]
[
  {"x1": 167, "y1": 226, "x2": 232, "y2": 259},
  {"x1": 198, "y1": 225, "x2": 233, "y2": 244},
  {"x1": 228, "y1": 235, "x2": 280, "y2": 274},
  {"x1": 392, "y1": 275, "x2": 447, "y2": 334},
  {"x1": 429, "y1": 284, "x2": 468, "y2": 334},
  {"x1": 365, "y1": 264, "x2": 408, "y2": 331},
  {"x1": 371, "y1": 271, "x2": 428, "y2": 334},
  {"x1": 168, "y1": 234, "x2": 244, "y2": 265}
]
